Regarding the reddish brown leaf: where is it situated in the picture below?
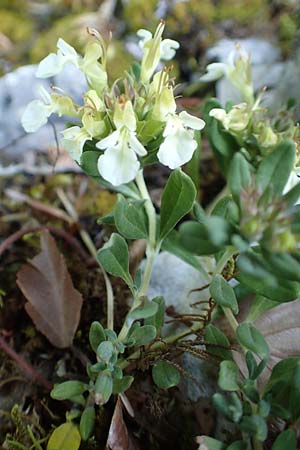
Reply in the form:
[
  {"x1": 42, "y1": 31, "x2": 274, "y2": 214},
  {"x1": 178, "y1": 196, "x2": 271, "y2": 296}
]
[
  {"x1": 16, "y1": 230, "x2": 83, "y2": 348},
  {"x1": 106, "y1": 397, "x2": 137, "y2": 450}
]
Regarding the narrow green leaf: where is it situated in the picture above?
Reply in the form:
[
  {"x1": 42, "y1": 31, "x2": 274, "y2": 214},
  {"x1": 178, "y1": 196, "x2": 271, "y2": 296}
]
[
  {"x1": 51, "y1": 381, "x2": 88, "y2": 401},
  {"x1": 80, "y1": 407, "x2": 95, "y2": 441},
  {"x1": 228, "y1": 153, "x2": 252, "y2": 205},
  {"x1": 209, "y1": 275, "x2": 239, "y2": 314},
  {"x1": 218, "y1": 360, "x2": 240, "y2": 391},
  {"x1": 236, "y1": 323, "x2": 269, "y2": 361},
  {"x1": 95, "y1": 372, "x2": 113, "y2": 404},
  {"x1": 97, "y1": 233, "x2": 133, "y2": 286},
  {"x1": 159, "y1": 169, "x2": 196, "y2": 240},
  {"x1": 152, "y1": 361, "x2": 180, "y2": 389},
  {"x1": 114, "y1": 194, "x2": 148, "y2": 239},
  {"x1": 256, "y1": 140, "x2": 295, "y2": 195}
]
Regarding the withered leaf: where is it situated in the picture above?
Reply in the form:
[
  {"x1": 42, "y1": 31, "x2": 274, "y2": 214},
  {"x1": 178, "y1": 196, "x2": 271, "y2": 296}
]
[
  {"x1": 17, "y1": 230, "x2": 83, "y2": 348},
  {"x1": 106, "y1": 397, "x2": 137, "y2": 450}
]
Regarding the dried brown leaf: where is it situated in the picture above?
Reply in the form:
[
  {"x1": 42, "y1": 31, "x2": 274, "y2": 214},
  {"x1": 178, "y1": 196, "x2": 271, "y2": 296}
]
[
  {"x1": 16, "y1": 230, "x2": 83, "y2": 348},
  {"x1": 106, "y1": 397, "x2": 137, "y2": 450}
]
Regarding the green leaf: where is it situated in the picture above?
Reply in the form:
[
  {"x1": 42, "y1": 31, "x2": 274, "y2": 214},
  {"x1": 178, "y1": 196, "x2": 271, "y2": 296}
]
[
  {"x1": 112, "y1": 375, "x2": 134, "y2": 394},
  {"x1": 264, "y1": 358, "x2": 300, "y2": 421},
  {"x1": 152, "y1": 361, "x2": 180, "y2": 389},
  {"x1": 236, "y1": 323, "x2": 269, "y2": 360},
  {"x1": 97, "y1": 341, "x2": 114, "y2": 362},
  {"x1": 209, "y1": 275, "x2": 239, "y2": 315},
  {"x1": 180, "y1": 221, "x2": 220, "y2": 255},
  {"x1": 161, "y1": 230, "x2": 209, "y2": 274},
  {"x1": 240, "y1": 415, "x2": 267, "y2": 442},
  {"x1": 204, "y1": 324, "x2": 232, "y2": 360},
  {"x1": 130, "y1": 324, "x2": 156, "y2": 346},
  {"x1": 227, "y1": 441, "x2": 247, "y2": 450},
  {"x1": 51, "y1": 381, "x2": 88, "y2": 401},
  {"x1": 218, "y1": 360, "x2": 240, "y2": 391},
  {"x1": 95, "y1": 372, "x2": 113, "y2": 404},
  {"x1": 159, "y1": 169, "x2": 196, "y2": 240},
  {"x1": 272, "y1": 430, "x2": 297, "y2": 450},
  {"x1": 114, "y1": 194, "x2": 148, "y2": 239},
  {"x1": 205, "y1": 216, "x2": 232, "y2": 247},
  {"x1": 262, "y1": 250, "x2": 300, "y2": 282},
  {"x1": 47, "y1": 422, "x2": 81, "y2": 450},
  {"x1": 80, "y1": 407, "x2": 95, "y2": 441},
  {"x1": 97, "y1": 233, "x2": 133, "y2": 286},
  {"x1": 144, "y1": 296, "x2": 165, "y2": 335},
  {"x1": 228, "y1": 153, "x2": 252, "y2": 205},
  {"x1": 204, "y1": 98, "x2": 238, "y2": 174},
  {"x1": 246, "y1": 295, "x2": 276, "y2": 322},
  {"x1": 197, "y1": 436, "x2": 225, "y2": 450},
  {"x1": 256, "y1": 140, "x2": 295, "y2": 195},
  {"x1": 89, "y1": 321, "x2": 106, "y2": 353},
  {"x1": 129, "y1": 297, "x2": 159, "y2": 320}
]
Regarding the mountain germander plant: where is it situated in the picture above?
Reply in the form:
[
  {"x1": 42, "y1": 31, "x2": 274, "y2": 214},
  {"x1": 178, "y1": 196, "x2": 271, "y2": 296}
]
[{"x1": 21, "y1": 22, "x2": 300, "y2": 450}]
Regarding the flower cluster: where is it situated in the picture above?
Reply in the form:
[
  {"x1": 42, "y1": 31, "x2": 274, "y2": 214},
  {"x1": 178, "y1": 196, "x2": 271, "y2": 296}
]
[{"x1": 21, "y1": 23, "x2": 205, "y2": 187}]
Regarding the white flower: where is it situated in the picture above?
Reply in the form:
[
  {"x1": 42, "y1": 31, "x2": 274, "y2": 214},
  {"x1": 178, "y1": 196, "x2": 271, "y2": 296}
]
[
  {"x1": 209, "y1": 103, "x2": 251, "y2": 132},
  {"x1": 157, "y1": 111, "x2": 205, "y2": 169},
  {"x1": 36, "y1": 38, "x2": 107, "y2": 93},
  {"x1": 96, "y1": 101, "x2": 147, "y2": 186},
  {"x1": 21, "y1": 86, "x2": 78, "y2": 132},
  {"x1": 137, "y1": 22, "x2": 179, "y2": 83},
  {"x1": 201, "y1": 46, "x2": 254, "y2": 104},
  {"x1": 61, "y1": 126, "x2": 92, "y2": 163}
]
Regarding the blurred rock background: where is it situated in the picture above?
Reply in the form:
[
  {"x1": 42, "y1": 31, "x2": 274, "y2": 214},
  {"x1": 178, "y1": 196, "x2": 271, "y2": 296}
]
[{"x1": 0, "y1": 0, "x2": 299, "y2": 163}]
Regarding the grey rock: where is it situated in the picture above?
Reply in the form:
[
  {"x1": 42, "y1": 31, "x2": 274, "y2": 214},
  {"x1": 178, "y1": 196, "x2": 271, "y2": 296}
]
[{"x1": 0, "y1": 64, "x2": 87, "y2": 161}]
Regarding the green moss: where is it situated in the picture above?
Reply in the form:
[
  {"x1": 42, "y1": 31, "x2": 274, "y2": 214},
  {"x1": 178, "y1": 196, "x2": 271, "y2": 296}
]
[
  {"x1": 123, "y1": 0, "x2": 158, "y2": 31},
  {"x1": 279, "y1": 13, "x2": 297, "y2": 55},
  {"x1": 167, "y1": 0, "x2": 215, "y2": 34},
  {"x1": 0, "y1": 10, "x2": 34, "y2": 44},
  {"x1": 216, "y1": 0, "x2": 268, "y2": 25}
]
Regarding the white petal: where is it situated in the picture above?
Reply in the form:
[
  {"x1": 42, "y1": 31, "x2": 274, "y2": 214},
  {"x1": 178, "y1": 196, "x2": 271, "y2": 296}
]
[
  {"x1": 158, "y1": 131, "x2": 197, "y2": 169},
  {"x1": 61, "y1": 126, "x2": 82, "y2": 140},
  {"x1": 21, "y1": 100, "x2": 52, "y2": 132},
  {"x1": 200, "y1": 62, "x2": 227, "y2": 82},
  {"x1": 36, "y1": 53, "x2": 62, "y2": 78},
  {"x1": 61, "y1": 126, "x2": 91, "y2": 162},
  {"x1": 128, "y1": 133, "x2": 147, "y2": 156},
  {"x1": 57, "y1": 38, "x2": 78, "y2": 60},
  {"x1": 137, "y1": 29, "x2": 152, "y2": 48},
  {"x1": 160, "y1": 39, "x2": 180, "y2": 60},
  {"x1": 209, "y1": 108, "x2": 227, "y2": 121},
  {"x1": 179, "y1": 111, "x2": 205, "y2": 130},
  {"x1": 96, "y1": 130, "x2": 120, "y2": 150},
  {"x1": 98, "y1": 145, "x2": 140, "y2": 186}
]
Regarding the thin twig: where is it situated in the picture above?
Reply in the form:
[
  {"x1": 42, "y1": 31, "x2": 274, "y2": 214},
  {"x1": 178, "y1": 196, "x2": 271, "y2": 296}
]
[{"x1": 0, "y1": 335, "x2": 52, "y2": 390}]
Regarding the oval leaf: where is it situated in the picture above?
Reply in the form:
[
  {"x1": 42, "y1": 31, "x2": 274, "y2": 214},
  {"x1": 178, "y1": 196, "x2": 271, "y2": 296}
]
[
  {"x1": 159, "y1": 169, "x2": 196, "y2": 240},
  {"x1": 152, "y1": 361, "x2": 180, "y2": 389},
  {"x1": 115, "y1": 194, "x2": 148, "y2": 239},
  {"x1": 237, "y1": 323, "x2": 269, "y2": 361},
  {"x1": 97, "y1": 233, "x2": 133, "y2": 286},
  {"x1": 80, "y1": 406, "x2": 95, "y2": 441},
  {"x1": 47, "y1": 422, "x2": 81, "y2": 450},
  {"x1": 209, "y1": 275, "x2": 239, "y2": 314}
]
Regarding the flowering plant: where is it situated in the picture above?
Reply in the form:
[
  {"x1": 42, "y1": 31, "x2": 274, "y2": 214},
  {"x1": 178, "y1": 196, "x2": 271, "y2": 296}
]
[{"x1": 20, "y1": 23, "x2": 300, "y2": 450}]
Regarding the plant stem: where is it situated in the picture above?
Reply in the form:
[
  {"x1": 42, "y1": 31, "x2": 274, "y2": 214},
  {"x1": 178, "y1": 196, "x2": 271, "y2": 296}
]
[
  {"x1": 223, "y1": 307, "x2": 239, "y2": 333},
  {"x1": 135, "y1": 170, "x2": 158, "y2": 297}
]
